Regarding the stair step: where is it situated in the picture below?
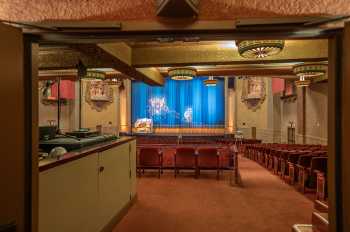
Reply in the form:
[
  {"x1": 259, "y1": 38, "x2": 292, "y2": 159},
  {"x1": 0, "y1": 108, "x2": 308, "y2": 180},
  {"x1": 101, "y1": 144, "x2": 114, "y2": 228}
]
[
  {"x1": 314, "y1": 200, "x2": 328, "y2": 213},
  {"x1": 312, "y1": 212, "x2": 329, "y2": 232},
  {"x1": 292, "y1": 224, "x2": 314, "y2": 232}
]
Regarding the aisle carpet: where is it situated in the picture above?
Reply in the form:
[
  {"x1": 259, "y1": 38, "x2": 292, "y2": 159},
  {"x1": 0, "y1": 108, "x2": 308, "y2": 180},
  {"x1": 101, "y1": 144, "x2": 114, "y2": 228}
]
[{"x1": 113, "y1": 156, "x2": 313, "y2": 232}]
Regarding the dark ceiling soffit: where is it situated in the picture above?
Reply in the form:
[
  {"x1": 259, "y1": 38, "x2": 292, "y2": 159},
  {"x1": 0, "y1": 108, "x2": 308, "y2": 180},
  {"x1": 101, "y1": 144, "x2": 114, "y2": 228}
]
[
  {"x1": 38, "y1": 45, "x2": 161, "y2": 86},
  {"x1": 29, "y1": 29, "x2": 337, "y2": 45},
  {"x1": 132, "y1": 57, "x2": 329, "y2": 68},
  {"x1": 72, "y1": 45, "x2": 160, "y2": 86},
  {"x1": 156, "y1": 0, "x2": 199, "y2": 17}
]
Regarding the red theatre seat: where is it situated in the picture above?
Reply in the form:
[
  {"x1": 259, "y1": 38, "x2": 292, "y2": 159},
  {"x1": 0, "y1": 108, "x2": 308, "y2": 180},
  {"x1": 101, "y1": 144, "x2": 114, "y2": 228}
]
[
  {"x1": 137, "y1": 148, "x2": 163, "y2": 178},
  {"x1": 174, "y1": 147, "x2": 197, "y2": 178},
  {"x1": 197, "y1": 148, "x2": 220, "y2": 179}
]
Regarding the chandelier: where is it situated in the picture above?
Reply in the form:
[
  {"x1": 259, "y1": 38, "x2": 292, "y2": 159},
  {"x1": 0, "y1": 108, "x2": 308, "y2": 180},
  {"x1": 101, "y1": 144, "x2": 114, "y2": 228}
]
[
  {"x1": 237, "y1": 40, "x2": 285, "y2": 58},
  {"x1": 293, "y1": 63, "x2": 327, "y2": 78},
  {"x1": 203, "y1": 76, "x2": 217, "y2": 86},
  {"x1": 295, "y1": 76, "x2": 312, "y2": 88},
  {"x1": 104, "y1": 73, "x2": 125, "y2": 86},
  {"x1": 168, "y1": 67, "x2": 197, "y2": 80},
  {"x1": 82, "y1": 70, "x2": 106, "y2": 80},
  {"x1": 293, "y1": 63, "x2": 327, "y2": 88}
]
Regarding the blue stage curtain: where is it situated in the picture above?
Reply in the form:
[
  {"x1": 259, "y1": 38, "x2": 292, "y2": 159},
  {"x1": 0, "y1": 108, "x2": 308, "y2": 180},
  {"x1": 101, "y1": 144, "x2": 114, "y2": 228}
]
[{"x1": 132, "y1": 77, "x2": 225, "y2": 128}]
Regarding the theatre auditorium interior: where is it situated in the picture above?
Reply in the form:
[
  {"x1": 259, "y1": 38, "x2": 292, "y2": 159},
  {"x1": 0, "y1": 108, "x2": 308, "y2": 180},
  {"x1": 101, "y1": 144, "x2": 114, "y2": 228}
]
[{"x1": 1, "y1": 1, "x2": 350, "y2": 232}]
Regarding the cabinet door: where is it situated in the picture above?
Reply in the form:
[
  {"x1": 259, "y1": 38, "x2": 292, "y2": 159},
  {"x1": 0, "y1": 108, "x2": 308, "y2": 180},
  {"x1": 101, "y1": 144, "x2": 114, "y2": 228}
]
[
  {"x1": 98, "y1": 143, "x2": 130, "y2": 229},
  {"x1": 129, "y1": 140, "x2": 137, "y2": 198},
  {"x1": 39, "y1": 154, "x2": 99, "y2": 232}
]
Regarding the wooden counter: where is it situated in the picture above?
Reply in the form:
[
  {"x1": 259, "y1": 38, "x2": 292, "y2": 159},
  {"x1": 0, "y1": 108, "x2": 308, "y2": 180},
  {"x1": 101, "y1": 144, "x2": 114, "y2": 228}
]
[
  {"x1": 39, "y1": 136, "x2": 135, "y2": 172},
  {"x1": 39, "y1": 137, "x2": 137, "y2": 232}
]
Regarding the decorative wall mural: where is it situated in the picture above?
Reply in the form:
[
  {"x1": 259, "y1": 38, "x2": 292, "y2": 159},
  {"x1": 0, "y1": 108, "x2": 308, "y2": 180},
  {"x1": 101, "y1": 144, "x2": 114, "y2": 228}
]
[
  {"x1": 85, "y1": 80, "x2": 114, "y2": 112},
  {"x1": 241, "y1": 77, "x2": 266, "y2": 111}
]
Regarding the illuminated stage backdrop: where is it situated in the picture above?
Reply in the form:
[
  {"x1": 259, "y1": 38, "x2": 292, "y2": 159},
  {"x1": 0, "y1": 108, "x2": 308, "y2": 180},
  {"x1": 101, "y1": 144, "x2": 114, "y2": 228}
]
[{"x1": 132, "y1": 77, "x2": 225, "y2": 128}]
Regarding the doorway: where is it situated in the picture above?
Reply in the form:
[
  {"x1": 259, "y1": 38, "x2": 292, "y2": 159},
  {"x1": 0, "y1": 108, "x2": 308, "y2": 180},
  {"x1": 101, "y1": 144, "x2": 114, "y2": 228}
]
[{"x1": 0, "y1": 19, "x2": 348, "y2": 232}]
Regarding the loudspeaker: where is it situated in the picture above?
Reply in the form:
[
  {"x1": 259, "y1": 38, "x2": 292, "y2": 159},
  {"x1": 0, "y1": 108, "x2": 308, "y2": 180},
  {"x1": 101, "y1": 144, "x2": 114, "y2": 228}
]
[{"x1": 228, "y1": 78, "x2": 235, "y2": 89}]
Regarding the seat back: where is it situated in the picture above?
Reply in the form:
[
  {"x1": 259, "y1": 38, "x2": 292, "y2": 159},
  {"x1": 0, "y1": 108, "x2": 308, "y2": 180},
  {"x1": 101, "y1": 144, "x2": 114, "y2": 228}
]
[
  {"x1": 311, "y1": 157, "x2": 328, "y2": 174},
  {"x1": 298, "y1": 155, "x2": 314, "y2": 167},
  {"x1": 197, "y1": 148, "x2": 218, "y2": 167},
  {"x1": 139, "y1": 148, "x2": 161, "y2": 166},
  {"x1": 197, "y1": 148, "x2": 217, "y2": 156},
  {"x1": 175, "y1": 148, "x2": 196, "y2": 167}
]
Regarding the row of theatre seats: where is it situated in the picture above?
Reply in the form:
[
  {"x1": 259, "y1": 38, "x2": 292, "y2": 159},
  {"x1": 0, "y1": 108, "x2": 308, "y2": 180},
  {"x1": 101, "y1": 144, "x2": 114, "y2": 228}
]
[
  {"x1": 245, "y1": 143, "x2": 328, "y2": 200},
  {"x1": 135, "y1": 135, "x2": 260, "y2": 179},
  {"x1": 138, "y1": 147, "x2": 225, "y2": 179},
  {"x1": 244, "y1": 143, "x2": 329, "y2": 232}
]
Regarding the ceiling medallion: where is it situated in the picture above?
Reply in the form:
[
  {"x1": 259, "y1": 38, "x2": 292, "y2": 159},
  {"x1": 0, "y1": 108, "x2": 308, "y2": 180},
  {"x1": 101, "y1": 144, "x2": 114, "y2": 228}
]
[
  {"x1": 168, "y1": 67, "x2": 197, "y2": 80},
  {"x1": 204, "y1": 76, "x2": 217, "y2": 86},
  {"x1": 237, "y1": 40, "x2": 285, "y2": 59}
]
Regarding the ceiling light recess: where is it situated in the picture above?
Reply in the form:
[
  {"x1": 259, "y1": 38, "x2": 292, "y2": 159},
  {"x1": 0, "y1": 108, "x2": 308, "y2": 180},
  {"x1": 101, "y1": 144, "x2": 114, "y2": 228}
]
[
  {"x1": 237, "y1": 40, "x2": 285, "y2": 59},
  {"x1": 168, "y1": 67, "x2": 197, "y2": 80}
]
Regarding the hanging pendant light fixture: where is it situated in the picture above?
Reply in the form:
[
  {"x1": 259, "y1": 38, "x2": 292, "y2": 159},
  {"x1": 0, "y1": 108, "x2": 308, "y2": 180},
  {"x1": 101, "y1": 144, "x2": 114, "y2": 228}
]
[
  {"x1": 104, "y1": 73, "x2": 125, "y2": 86},
  {"x1": 295, "y1": 76, "x2": 312, "y2": 87},
  {"x1": 293, "y1": 63, "x2": 327, "y2": 78},
  {"x1": 237, "y1": 40, "x2": 285, "y2": 59},
  {"x1": 293, "y1": 62, "x2": 327, "y2": 87},
  {"x1": 168, "y1": 67, "x2": 197, "y2": 80},
  {"x1": 82, "y1": 70, "x2": 106, "y2": 80},
  {"x1": 204, "y1": 76, "x2": 217, "y2": 86}
]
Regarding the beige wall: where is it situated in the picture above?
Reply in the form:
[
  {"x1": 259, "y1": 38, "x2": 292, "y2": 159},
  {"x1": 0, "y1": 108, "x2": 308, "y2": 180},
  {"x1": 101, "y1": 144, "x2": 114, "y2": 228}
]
[
  {"x1": 38, "y1": 81, "x2": 78, "y2": 133},
  {"x1": 235, "y1": 78, "x2": 276, "y2": 142},
  {"x1": 277, "y1": 82, "x2": 328, "y2": 145},
  {"x1": 304, "y1": 82, "x2": 328, "y2": 144},
  {"x1": 39, "y1": 80, "x2": 120, "y2": 133},
  {"x1": 235, "y1": 77, "x2": 327, "y2": 145},
  {"x1": 81, "y1": 80, "x2": 119, "y2": 131},
  {"x1": 280, "y1": 98, "x2": 298, "y2": 143}
]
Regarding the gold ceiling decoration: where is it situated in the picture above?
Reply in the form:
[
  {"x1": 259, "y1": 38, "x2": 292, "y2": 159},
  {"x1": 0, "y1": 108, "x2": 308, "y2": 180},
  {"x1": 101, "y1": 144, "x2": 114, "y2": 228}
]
[
  {"x1": 237, "y1": 40, "x2": 285, "y2": 59},
  {"x1": 168, "y1": 67, "x2": 197, "y2": 80},
  {"x1": 104, "y1": 73, "x2": 126, "y2": 86},
  {"x1": 82, "y1": 70, "x2": 106, "y2": 80},
  {"x1": 295, "y1": 76, "x2": 312, "y2": 88},
  {"x1": 292, "y1": 63, "x2": 328, "y2": 78},
  {"x1": 293, "y1": 63, "x2": 327, "y2": 87},
  {"x1": 203, "y1": 76, "x2": 217, "y2": 86}
]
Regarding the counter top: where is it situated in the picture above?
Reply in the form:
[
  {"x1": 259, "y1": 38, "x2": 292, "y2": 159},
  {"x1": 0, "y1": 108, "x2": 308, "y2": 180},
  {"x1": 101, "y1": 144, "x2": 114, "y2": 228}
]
[{"x1": 39, "y1": 136, "x2": 136, "y2": 172}]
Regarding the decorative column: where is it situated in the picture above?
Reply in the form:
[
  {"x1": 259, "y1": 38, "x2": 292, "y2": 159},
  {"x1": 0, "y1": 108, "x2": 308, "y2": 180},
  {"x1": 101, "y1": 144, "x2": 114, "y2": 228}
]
[{"x1": 297, "y1": 87, "x2": 306, "y2": 144}]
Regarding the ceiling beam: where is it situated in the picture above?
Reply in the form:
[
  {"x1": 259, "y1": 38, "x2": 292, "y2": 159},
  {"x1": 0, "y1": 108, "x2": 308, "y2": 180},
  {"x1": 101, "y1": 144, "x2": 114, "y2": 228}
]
[
  {"x1": 159, "y1": 67, "x2": 295, "y2": 77},
  {"x1": 131, "y1": 39, "x2": 328, "y2": 67},
  {"x1": 38, "y1": 43, "x2": 165, "y2": 85},
  {"x1": 97, "y1": 43, "x2": 164, "y2": 85}
]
